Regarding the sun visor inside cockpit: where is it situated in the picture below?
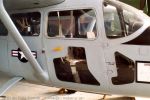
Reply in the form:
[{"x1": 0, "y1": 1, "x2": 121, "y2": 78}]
[{"x1": 4, "y1": 0, "x2": 65, "y2": 10}]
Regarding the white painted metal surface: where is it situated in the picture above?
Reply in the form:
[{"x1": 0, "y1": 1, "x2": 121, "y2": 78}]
[{"x1": 4, "y1": 0, "x2": 65, "y2": 10}]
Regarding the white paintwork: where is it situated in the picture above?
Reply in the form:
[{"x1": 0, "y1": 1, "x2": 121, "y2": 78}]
[{"x1": 4, "y1": 0, "x2": 65, "y2": 10}]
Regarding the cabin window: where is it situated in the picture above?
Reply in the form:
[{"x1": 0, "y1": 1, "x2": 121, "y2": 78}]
[
  {"x1": 11, "y1": 12, "x2": 40, "y2": 36},
  {"x1": 112, "y1": 52, "x2": 135, "y2": 85},
  {"x1": 48, "y1": 9, "x2": 97, "y2": 39},
  {"x1": 103, "y1": 2, "x2": 143, "y2": 39},
  {"x1": 53, "y1": 47, "x2": 100, "y2": 85},
  {"x1": 0, "y1": 20, "x2": 8, "y2": 36}
]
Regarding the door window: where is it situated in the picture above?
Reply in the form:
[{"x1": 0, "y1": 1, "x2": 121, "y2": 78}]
[
  {"x1": 53, "y1": 47, "x2": 100, "y2": 85},
  {"x1": 48, "y1": 9, "x2": 97, "y2": 39},
  {"x1": 112, "y1": 52, "x2": 135, "y2": 85}
]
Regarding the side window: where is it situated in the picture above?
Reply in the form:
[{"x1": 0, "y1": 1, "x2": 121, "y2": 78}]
[
  {"x1": 48, "y1": 9, "x2": 97, "y2": 39},
  {"x1": 112, "y1": 52, "x2": 135, "y2": 85},
  {"x1": 0, "y1": 20, "x2": 8, "y2": 36},
  {"x1": 103, "y1": 2, "x2": 143, "y2": 39},
  {"x1": 53, "y1": 47, "x2": 100, "y2": 85},
  {"x1": 11, "y1": 12, "x2": 41, "y2": 36}
]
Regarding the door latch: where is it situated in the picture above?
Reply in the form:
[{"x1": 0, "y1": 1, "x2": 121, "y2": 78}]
[{"x1": 106, "y1": 62, "x2": 115, "y2": 65}]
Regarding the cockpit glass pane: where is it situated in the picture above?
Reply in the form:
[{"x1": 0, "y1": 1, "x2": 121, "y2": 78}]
[
  {"x1": 123, "y1": 10, "x2": 143, "y2": 35},
  {"x1": 103, "y1": 1, "x2": 143, "y2": 39},
  {"x1": 104, "y1": 5, "x2": 123, "y2": 38}
]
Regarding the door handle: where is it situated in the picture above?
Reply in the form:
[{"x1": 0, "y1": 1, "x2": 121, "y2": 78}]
[{"x1": 106, "y1": 62, "x2": 115, "y2": 65}]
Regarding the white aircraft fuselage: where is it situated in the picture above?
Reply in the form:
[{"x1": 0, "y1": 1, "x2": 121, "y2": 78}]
[{"x1": 0, "y1": 0, "x2": 150, "y2": 98}]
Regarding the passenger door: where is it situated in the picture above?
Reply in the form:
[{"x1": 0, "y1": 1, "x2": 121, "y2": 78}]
[{"x1": 43, "y1": 8, "x2": 108, "y2": 92}]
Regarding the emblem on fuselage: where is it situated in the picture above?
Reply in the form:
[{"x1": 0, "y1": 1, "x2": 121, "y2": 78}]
[{"x1": 11, "y1": 48, "x2": 37, "y2": 63}]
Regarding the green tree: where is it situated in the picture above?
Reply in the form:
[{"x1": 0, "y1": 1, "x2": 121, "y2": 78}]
[{"x1": 120, "y1": 0, "x2": 150, "y2": 16}]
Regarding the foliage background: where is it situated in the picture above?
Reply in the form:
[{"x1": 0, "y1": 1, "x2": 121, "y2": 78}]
[
  {"x1": 119, "y1": 0, "x2": 149, "y2": 14},
  {"x1": 119, "y1": 0, "x2": 140, "y2": 9}
]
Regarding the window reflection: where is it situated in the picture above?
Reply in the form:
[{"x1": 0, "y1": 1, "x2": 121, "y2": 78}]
[
  {"x1": 11, "y1": 12, "x2": 40, "y2": 36},
  {"x1": 103, "y1": 1, "x2": 143, "y2": 39},
  {"x1": 48, "y1": 9, "x2": 97, "y2": 39}
]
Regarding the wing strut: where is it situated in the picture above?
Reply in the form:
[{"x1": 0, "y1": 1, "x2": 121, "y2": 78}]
[
  {"x1": 0, "y1": 77, "x2": 23, "y2": 96},
  {"x1": 0, "y1": 0, "x2": 49, "y2": 82}
]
